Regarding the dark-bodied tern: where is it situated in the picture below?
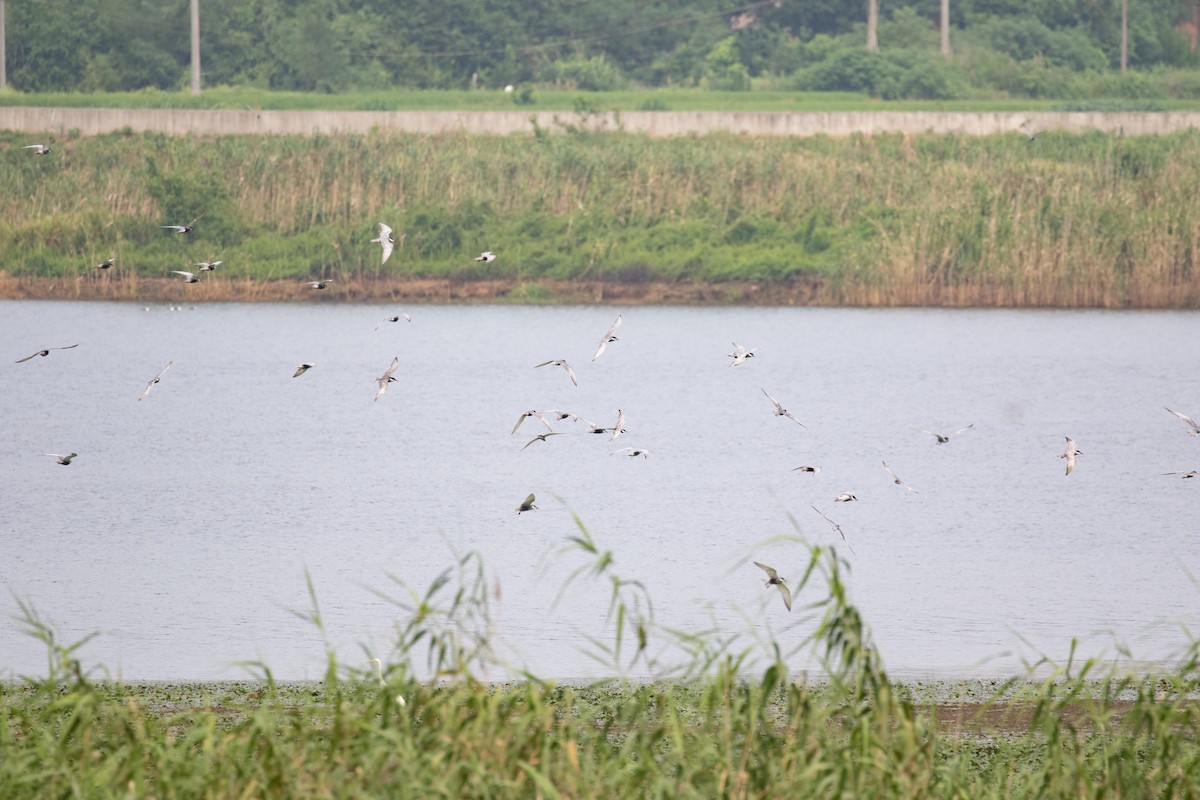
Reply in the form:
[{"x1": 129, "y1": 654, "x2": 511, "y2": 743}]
[
  {"x1": 517, "y1": 493, "x2": 538, "y2": 513},
  {"x1": 16, "y1": 344, "x2": 79, "y2": 363},
  {"x1": 753, "y1": 562, "x2": 792, "y2": 611},
  {"x1": 93, "y1": 257, "x2": 116, "y2": 271},
  {"x1": 924, "y1": 424, "x2": 974, "y2": 444}
]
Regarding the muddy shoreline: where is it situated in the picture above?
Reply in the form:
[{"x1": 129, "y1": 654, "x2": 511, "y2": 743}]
[{"x1": 5, "y1": 273, "x2": 1196, "y2": 308}]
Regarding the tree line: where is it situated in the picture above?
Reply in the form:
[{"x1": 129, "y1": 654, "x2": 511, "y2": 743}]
[{"x1": 5, "y1": 0, "x2": 1199, "y2": 99}]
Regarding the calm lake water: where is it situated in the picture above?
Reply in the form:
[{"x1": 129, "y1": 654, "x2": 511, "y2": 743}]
[{"x1": 1, "y1": 300, "x2": 1197, "y2": 682}]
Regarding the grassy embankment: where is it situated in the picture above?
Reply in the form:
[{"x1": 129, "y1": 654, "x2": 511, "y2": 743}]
[
  {"x1": 2, "y1": 124, "x2": 1199, "y2": 306},
  {"x1": 3, "y1": 533, "x2": 1200, "y2": 798},
  {"x1": 6, "y1": 86, "x2": 1190, "y2": 112}
]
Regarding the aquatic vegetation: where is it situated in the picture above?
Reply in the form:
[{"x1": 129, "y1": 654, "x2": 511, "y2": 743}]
[
  {"x1": 2, "y1": 128, "x2": 1200, "y2": 306},
  {"x1": 3, "y1": 515, "x2": 1200, "y2": 798}
]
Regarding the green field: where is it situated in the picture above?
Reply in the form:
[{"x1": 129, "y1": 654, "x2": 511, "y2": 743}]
[
  {"x1": 3, "y1": 123, "x2": 1199, "y2": 307},
  {"x1": 4, "y1": 538, "x2": 1200, "y2": 798}
]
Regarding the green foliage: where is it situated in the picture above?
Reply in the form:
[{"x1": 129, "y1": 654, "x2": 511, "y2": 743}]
[
  {"x1": 5, "y1": 0, "x2": 1200, "y2": 99},
  {"x1": 2, "y1": 129, "x2": 1200, "y2": 307},
  {"x1": 4, "y1": 523, "x2": 1200, "y2": 798}
]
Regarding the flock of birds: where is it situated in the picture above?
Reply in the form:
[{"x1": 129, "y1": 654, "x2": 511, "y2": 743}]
[{"x1": 12, "y1": 158, "x2": 1199, "y2": 613}]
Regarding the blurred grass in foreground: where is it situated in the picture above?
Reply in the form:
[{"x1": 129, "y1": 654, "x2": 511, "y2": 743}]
[{"x1": 3, "y1": 515, "x2": 1199, "y2": 798}]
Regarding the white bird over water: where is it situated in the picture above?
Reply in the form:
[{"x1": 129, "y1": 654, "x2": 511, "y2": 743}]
[
  {"x1": 293, "y1": 363, "x2": 314, "y2": 378},
  {"x1": 753, "y1": 562, "x2": 792, "y2": 611},
  {"x1": 792, "y1": 465, "x2": 821, "y2": 474},
  {"x1": 762, "y1": 388, "x2": 805, "y2": 426},
  {"x1": 172, "y1": 270, "x2": 200, "y2": 284},
  {"x1": 535, "y1": 359, "x2": 578, "y2": 387},
  {"x1": 1060, "y1": 436, "x2": 1082, "y2": 475},
  {"x1": 371, "y1": 223, "x2": 395, "y2": 265},
  {"x1": 374, "y1": 356, "x2": 399, "y2": 401},
  {"x1": 609, "y1": 409, "x2": 627, "y2": 441},
  {"x1": 1164, "y1": 470, "x2": 1198, "y2": 479},
  {"x1": 474, "y1": 251, "x2": 497, "y2": 263},
  {"x1": 593, "y1": 314, "x2": 622, "y2": 361},
  {"x1": 45, "y1": 452, "x2": 79, "y2": 465},
  {"x1": 138, "y1": 361, "x2": 173, "y2": 401},
  {"x1": 882, "y1": 460, "x2": 920, "y2": 493},
  {"x1": 1166, "y1": 407, "x2": 1200, "y2": 437},
  {"x1": 23, "y1": 143, "x2": 52, "y2": 155},
  {"x1": 613, "y1": 447, "x2": 650, "y2": 458},
  {"x1": 924, "y1": 424, "x2": 974, "y2": 444},
  {"x1": 512, "y1": 410, "x2": 554, "y2": 435},
  {"x1": 728, "y1": 343, "x2": 756, "y2": 366},
  {"x1": 835, "y1": 492, "x2": 858, "y2": 503},
  {"x1": 15, "y1": 344, "x2": 79, "y2": 363}
]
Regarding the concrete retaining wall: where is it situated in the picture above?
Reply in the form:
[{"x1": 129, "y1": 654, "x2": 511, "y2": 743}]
[{"x1": 3, "y1": 106, "x2": 1200, "y2": 138}]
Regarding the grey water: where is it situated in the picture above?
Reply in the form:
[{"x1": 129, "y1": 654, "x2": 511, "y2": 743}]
[{"x1": 1, "y1": 300, "x2": 1197, "y2": 682}]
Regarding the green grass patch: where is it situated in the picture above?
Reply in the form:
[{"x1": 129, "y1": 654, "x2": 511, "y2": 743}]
[{"x1": 3, "y1": 523, "x2": 1200, "y2": 798}]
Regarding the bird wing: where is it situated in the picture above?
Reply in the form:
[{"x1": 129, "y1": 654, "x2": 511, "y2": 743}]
[
  {"x1": 380, "y1": 356, "x2": 400, "y2": 381},
  {"x1": 954, "y1": 424, "x2": 975, "y2": 436},
  {"x1": 882, "y1": 461, "x2": 898, "y2": 480},
  {"x1": 753, "y1": 561, "x2": 778, "y2": 580},
  {"x1": 172, "y1": 271, "x2": 195, "y2": 280},
  {"x1": 562, "y1": 362, "x2": 578, "y2": 386},
  {"x1": 1167, "y1": 407, "x2": 1200, "y2": 432},
  {"x1": 775, "y1": 581, "x2": 793, "y2": 611},
  {"x1": 15, "y1": 352, "x2": 39, "y2": 363},
  {"x1": 592, "y1": 339, "x2": 609, "y2": 361},
  {"x1": 761, "y1": 388, "x2": 783, "y2": 413},
  {"x1": 380, "y1": 239, "x2": 394, "y2": 264}
]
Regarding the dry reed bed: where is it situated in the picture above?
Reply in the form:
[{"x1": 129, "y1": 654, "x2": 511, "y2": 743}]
[{"x1": 2, "y1": 128, "x2": 1199, "y2": 307}]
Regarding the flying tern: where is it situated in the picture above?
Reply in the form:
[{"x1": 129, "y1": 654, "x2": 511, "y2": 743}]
[
  {"x1": 137, "y1": 361, "x2": 173, "y2": 401},
  {"x1": 762, "y1": 388, "x2": 805, "y2": 426},
  {"x1": 592, "y1": 315, "x2": 622, "y2": 361},
  {"x1": 834, "y1": 492, "x2": 858, "y2": 503},
  {"x1": 161, "y1": 215, "x2": 203, "y2": 234},
  {"x1": 293, "y1": 363, "x2": 314, "y2": 378},
  {"x1": 812, "y1": 505, "x2": 855, "y2": 555},
  {"x1": 728, "y1": 343, "x2": 756, "y2": 366},
  {"x1": 1166, "y1": 408, "x2": 1200, "y2": 437},
  {"x1": 512, "y1": 410, "x2": 554, "y2": 435},
  {"x1": 371, "y1": 223, "x2": 395, "y2": 265},
  {"x1": 612, "y1": 447, "x2": 650, "y2": 458},
  {"x1": 753, "y1": 562, "x2": 792, "y2": 611},
  {"x1": 882, "y1": 460, "x2": 920, "y2": 493},
  {"x1": 23, "y1": 143, "x2": 52, "y2": 155},
  {"x1": 374, "y1": 356, "x2": 400, "y2": 401},
  {"x1": 924, "y1": 424, "x2": 974, "y2": 444},
  {"x1": 535, "y1": 359, "x2": 578, "y2": 387},
  {"x1": 172, "y1": 271, "x2": 199, "y2": 284},
  {"x1": 45, "y1": 452, "x2": 78, "y2": 465},
  {"x1": 517, "y1": 493, "x2": 538, "y2": 513},
  {"x1": 375, "y1": 314, "x2": 411, "y2": 330},
  {"x1": 521, "y1": 432, "x2": 565, "y2": 451},
  {"x1": 474, "y1": 251, "x2": 497, "y2": 263},
  {"x1": 1060, "y1": 437, "x2": 1082, "y2": 475},
  {"x1": 16, "y1": 344, "x2": 79, "y2": 363}
]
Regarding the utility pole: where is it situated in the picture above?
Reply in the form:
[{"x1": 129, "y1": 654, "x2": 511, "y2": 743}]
[
  {"x1": 940, "y1": 0, "x2": 951, "y2": 60},
  {"x1": 866, "y1": 0, "x2": 879, "y2": 51},
  {"x1": 1120, "y1": 0, "x2": 1128, "y2": 72},
  {"x1": 1, "y1": 0, "x2": 7, "y2": 91},
  {"x1": 190, "y1": 0, "x2": 201, "y2": 95}
]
